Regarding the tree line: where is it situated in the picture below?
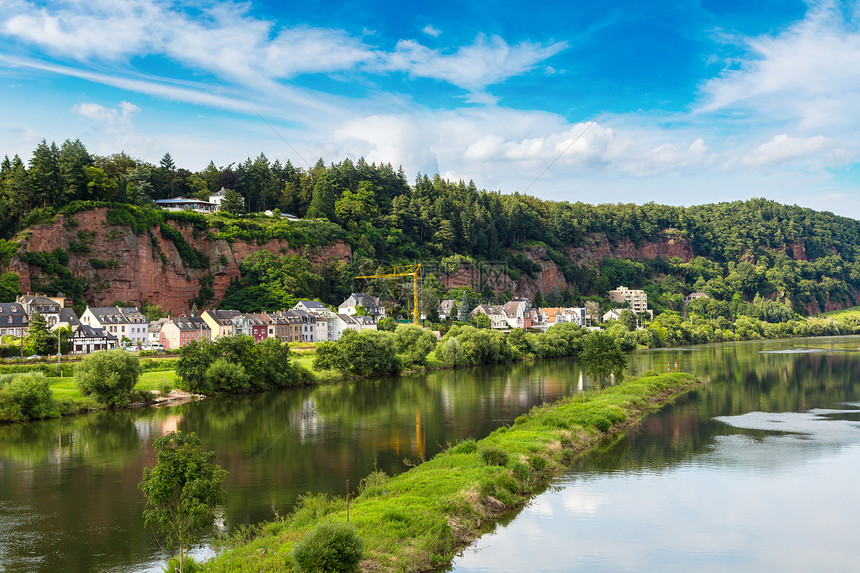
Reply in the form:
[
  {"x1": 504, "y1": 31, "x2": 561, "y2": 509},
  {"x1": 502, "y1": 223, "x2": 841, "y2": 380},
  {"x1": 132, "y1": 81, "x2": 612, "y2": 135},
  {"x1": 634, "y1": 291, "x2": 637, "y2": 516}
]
[{"x1": 5, "y1": 140, "x2": 860, "y2": 315}]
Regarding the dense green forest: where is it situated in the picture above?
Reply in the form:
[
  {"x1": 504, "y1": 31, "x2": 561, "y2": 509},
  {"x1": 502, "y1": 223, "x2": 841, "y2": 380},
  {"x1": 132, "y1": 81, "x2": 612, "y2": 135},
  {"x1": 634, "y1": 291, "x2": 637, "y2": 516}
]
[{"x1": 3, "y1": 139, "x2": 860, "y2": 317}]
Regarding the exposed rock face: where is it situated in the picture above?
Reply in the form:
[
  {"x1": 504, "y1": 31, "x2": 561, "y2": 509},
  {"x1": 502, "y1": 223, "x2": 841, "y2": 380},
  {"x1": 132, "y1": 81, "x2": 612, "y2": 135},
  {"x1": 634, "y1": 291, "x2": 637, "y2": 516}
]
[
  {"x1": 11, "y1": 208, "x2": 352, "y2": 315},
  {"x1": 565, "y1": 233, "x2": 694, "y2": 266},
  {"x1": 439, "y1": 235, "x2": 695, "y2": 300},
  {"x1": 803, "y1": 287, "x2": 860, "y2": 315}
]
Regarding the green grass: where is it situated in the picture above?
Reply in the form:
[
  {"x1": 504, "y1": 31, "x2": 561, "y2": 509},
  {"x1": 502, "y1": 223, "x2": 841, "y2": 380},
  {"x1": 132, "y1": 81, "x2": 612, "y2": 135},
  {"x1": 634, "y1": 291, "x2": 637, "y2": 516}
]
[
  {"x1": 204, "y1": 372, "x2": 700, "y2": 573},
  {"x1": 820, "y1": 306, "x2": 860, "y2": 318},
  {"x1": 45, "y1": 370, "x2": 178, "y2": 402}
]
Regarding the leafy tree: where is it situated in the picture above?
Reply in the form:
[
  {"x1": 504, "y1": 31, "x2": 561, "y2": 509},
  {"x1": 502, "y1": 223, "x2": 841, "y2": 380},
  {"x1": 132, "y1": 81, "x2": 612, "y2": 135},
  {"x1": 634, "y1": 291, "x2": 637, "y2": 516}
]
[
  {"x1": 376, "y1": 317, "x2": 397, "y2": 332},
  {"x1": 139, "y1": 431, "x2": 227, "y2": 573},
  {"x1": 334, "y1": 329, "x2": 400, "y2": 377},
  {"x1": 0, "y1": 372, "x2": 57, "y2": 421},
  {"x1": 205, "y1": 358, "x2": 250, "y2": 394},
  {"x1": 472, "y1": 313, "x2": 491, "y2": 330},
  {"x1": 0, "y1": 271, "x2": 20, "y2": 302},
  {"x1": 24, "y1": 311, "x2": 52, "y2": 356},
  {"x1": 312, "y1": 340, "x2": 346, "y2": 371},
  {"x1": 580, "y1": 332, "x2": 627, "y2": 392},
  {"x1": 75, "y1": 348, "x2": 142, "y2": 406},
  {"x1": 393, "y1": 323, "x2": 437, "y2": 368},
  {"x1": 220, "y1": 189, "x2": 245, "y2": 216},
  {"x1": 251, "y1": 337, "x2": 297, "y2": 389}
]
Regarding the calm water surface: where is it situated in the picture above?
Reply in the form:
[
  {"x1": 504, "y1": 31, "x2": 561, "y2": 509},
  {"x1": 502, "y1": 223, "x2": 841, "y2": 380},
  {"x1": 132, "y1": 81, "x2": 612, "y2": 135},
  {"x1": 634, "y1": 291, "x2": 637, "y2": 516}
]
[
  {"x1": 2, "y1": 336, "x2": 859, "y2": 572},
  {"x1": 0, "y1": 360, "x2": 585, "y2": 572},
  {"x1": 449, "y1": 336, "x2": 860, "y2": 572}
]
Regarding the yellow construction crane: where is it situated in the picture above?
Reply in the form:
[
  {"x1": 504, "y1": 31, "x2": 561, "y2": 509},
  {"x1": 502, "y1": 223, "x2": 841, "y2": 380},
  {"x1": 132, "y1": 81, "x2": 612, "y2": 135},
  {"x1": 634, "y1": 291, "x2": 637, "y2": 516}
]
[{"x1": 355, "y1": 263, "x2": 422, "y2": 325}]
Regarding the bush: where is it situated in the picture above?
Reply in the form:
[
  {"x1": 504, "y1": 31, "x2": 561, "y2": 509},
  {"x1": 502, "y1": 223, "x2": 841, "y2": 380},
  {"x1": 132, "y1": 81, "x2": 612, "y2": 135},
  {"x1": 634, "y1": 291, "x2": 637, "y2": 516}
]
[
  {"x1": 451, "y1": 438, "x2": 477, "y2": 454},
  {"x1": 0, "y1": 372, "x2": 58, "y2": 421},
  {"x1": 8, "y1": 372, "x2": 56, "y2": 419},
  {"x1": 291, "y1": 523, "x2": 364, "y2": 573},
  {"x1": 511, "y1": 461, "x2": 532, "y2": 484},
  {"x1": 165, "y1": 555, "x2": 201, "y2": 573},
  {"x1": 529, "y1": 454, "x2": 548, "y2": 473},
  {"x1": 479, "y1": 445, "x2": 509, "y2": 467},
  {"x1": 205, "y1": 358, "x2": 250, "y2": 394},
  {"x1": 75, "y1": 349, "x2": 142, "y2": 407}
]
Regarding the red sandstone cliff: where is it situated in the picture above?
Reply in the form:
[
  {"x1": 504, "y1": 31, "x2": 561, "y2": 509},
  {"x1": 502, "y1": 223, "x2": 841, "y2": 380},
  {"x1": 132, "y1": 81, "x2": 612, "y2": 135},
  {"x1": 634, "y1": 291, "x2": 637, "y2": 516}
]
[{"x1": 10, "y1": 208, "x2": 352, "y2": 315}]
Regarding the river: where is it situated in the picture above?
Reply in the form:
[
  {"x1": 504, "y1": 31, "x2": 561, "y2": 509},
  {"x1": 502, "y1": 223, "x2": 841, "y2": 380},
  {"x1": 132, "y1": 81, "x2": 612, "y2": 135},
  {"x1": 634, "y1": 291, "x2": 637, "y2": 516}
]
[
  {"x1": 448, "y1": 335, "x2": 860, "y2": 572},
  {"x1": 1, "y1": 336, "x2": 859, "y2": 571}
]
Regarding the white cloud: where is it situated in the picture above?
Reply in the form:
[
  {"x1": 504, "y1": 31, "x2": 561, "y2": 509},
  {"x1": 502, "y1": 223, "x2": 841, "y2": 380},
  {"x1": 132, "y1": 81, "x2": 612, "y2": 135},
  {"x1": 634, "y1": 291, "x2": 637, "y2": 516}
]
[
  {"x1": 698, "y1": 1, "x2": 860, "y2": 132},
  {"x1": 740, "y1": 134, "x2": 851, "y2": 167},
  {"x1": 383, "y1": 34, "x2": 567, "y2": 94},
  {"x1": 73, "y1": 101, "x2": 139, "y2": 126},
  {"x1": 422, "y1": 24, "x2": 441, "y2": 38},
  {"x1": 0, "y1": 0, "x2": 564, "y2": 99}
]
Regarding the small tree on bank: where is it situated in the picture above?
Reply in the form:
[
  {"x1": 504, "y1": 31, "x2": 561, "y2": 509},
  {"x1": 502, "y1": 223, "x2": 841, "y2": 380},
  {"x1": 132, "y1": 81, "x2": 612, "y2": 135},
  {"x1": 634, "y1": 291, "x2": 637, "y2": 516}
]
[
  {"x1": 139, "y1": 431, "x2": 227, "y2": 573},
  {"x1": 580, "y1": 331, "x2": 627, "y2": 393},
  {"x1": 75, "y1": 348, "x2": 142, "y2": 406}
]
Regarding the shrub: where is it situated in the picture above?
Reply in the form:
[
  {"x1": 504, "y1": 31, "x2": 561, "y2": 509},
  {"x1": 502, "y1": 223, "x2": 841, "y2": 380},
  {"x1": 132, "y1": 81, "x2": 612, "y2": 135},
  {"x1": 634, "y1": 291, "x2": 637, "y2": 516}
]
[
  {"x1": 514, "y1": 414, "x2": 529, "y2": 425},
  {"x1": 75, "y1": 349, "x2": 142, "y2": 407},
  {"x1": 159, "y1": 383, "x2": 172, "y2": 397},
  {"x1": 7, "y1": 372, "x2": 56, "y2": 419},
  {"x1": 290, "y1": 494, "x2": 342, "y2": 529},
  {"x1": 511, "y1": 461, "x2": 532, "y2": 484},
  {"x1": 529, "y1": 454, "x2": 548, "y2": 473},
  {"x1": 358, "y1": 468, "x2": 390, "y2": 495},
  {"x1": 479, "y1": 445, "x2": 509, "y2": 467},
  {"x1": 205, "y1": 358, "x2": 250, "y2": 394},
  {"x1": 165, "y1": 555, "x2": 201, "y2": 573},
  {"x1": 291, "y1": 523, "x2": 364, "y2": 573},
  {"x1": 451, "y1": 438, "x2": 477, "y2": 454}
]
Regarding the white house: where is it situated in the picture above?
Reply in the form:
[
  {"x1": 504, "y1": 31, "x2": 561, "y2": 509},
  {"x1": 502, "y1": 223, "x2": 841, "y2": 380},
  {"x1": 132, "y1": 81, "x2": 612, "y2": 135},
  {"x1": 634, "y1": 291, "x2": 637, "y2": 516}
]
[
  {"x1": 338, "y1": 293, "x2": 385, "y2": 318},
  {"x1": 81, "y1": 306, "x2": 148, "y2": 347}
]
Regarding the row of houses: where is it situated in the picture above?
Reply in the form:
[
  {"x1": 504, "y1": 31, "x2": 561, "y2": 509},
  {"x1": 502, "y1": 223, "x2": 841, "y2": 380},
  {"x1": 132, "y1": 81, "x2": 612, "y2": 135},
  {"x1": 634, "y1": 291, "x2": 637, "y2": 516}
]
[
  {"x1": 439, "y1": 285, "x2": 652, "y2": 331},
  {"x1": 151, "y1": 304, "x2": 379, "y2": 350},
  {"x1": 0, "y1": 292, "x2": 392, "y2": 353},
  {"x1": 459, "y1": 298, "x2": 590, "y2": 331}
]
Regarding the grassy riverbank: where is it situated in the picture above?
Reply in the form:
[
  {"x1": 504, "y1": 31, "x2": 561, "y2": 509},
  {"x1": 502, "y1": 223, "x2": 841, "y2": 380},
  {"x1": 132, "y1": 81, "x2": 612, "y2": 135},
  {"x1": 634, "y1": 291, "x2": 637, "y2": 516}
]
[{"x1": 204, "y1": 371, "x2": 700, "y2": 572}]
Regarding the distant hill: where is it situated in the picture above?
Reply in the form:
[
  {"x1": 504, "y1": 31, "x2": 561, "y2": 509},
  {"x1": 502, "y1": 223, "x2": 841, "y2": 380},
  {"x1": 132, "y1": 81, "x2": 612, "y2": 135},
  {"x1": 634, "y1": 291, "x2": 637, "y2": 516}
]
[{"x1": 3, "y1": 142, "x2": 859, "y2": 316}]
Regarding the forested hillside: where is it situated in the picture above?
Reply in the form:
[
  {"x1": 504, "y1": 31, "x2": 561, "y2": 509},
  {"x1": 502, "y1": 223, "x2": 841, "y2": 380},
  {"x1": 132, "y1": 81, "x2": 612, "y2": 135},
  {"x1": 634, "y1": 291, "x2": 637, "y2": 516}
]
[{"x1": 2, "y1": 139, "x2": 860, "y2": 316}]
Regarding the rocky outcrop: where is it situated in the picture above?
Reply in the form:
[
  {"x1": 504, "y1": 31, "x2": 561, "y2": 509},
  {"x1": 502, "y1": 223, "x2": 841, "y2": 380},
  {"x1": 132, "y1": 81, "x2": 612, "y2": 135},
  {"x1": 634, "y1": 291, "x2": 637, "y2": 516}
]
[
  {"x1": 11, "y1": 208, "x2": 351, "y2": 315},
  {"x1": 439, "y1": 234, "x2": 695, "y2": 300},
  {"x1": 566, "y1": 233, "x2": 694, "y2": 266}
]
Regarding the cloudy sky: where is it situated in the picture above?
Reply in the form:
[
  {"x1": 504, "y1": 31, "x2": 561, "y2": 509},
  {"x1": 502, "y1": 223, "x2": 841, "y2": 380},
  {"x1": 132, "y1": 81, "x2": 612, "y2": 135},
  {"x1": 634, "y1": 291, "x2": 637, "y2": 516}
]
[{"x1": 2, "y1": 0, "x2": 860, "y2": 217}]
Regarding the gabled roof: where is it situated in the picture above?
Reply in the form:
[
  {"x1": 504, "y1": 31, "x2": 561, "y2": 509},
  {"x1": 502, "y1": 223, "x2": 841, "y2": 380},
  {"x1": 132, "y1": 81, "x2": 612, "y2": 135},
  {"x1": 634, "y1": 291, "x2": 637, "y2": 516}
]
[
  {"x1": 155, "y1": 197, "x2": 215, "y2": 206},
  {"x1": 73, "y1": 324, "x2": 117, "y2": 340},
  {"x1": 337, "y1": 313, "x2": 359, "y2": 325},
  {"x1": 203, "y1": 309, "x2": 241, "y2": 325},
  {"x1": 18, "y1": 295, "x2": 59, "y2": 307},
  {"x1": 88, "y1": 306, "x2": 145, "y2": 323},
  {"x1": 148, "y1": 317, "x2": 170, "y2": 333},
  {"x1": 0, "y1": 303, "x2": 26, "y2": 316},
  {"x1": 173, "y1": 316, "x2": 210, "y2": 331},
  {"x1": 296, "y1": 300, "x2": 327, "y2": 310},
  {"x1": 57, "y1": 308, "x2": 80, "y2": 326}
]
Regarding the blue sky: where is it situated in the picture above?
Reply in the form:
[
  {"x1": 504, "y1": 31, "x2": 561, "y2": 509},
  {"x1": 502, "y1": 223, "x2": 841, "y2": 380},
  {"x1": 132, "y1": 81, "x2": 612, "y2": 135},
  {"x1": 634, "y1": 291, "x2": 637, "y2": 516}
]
[{"x1": 2, "y1": 0, "x2": 860, "y2": 217}]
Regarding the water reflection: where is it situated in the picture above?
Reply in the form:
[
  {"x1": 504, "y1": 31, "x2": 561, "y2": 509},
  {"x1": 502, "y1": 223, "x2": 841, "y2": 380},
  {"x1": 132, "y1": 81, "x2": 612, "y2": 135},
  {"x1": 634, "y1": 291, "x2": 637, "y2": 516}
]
[
  {"x1": 5, "y1": 337, "x2": 860, "y2": 572},
  {"x1": 449, "y1": 336, "x2": 860, "y2": 573},
  {"x1": 0, "y1": 359, "x2": 586, "y2": 572}
]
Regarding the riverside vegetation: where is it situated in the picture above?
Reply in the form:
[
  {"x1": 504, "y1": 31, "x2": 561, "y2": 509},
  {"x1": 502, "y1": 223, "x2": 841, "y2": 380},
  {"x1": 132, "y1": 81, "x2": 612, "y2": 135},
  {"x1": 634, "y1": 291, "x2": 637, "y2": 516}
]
[
  {"x1": 202, "y1": 371, "x2": 700, "y2": 572},
  {"x1": 5, "y1": 308, "x2": 860, "y2": 424}
]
